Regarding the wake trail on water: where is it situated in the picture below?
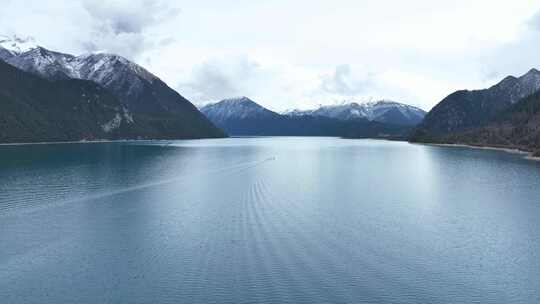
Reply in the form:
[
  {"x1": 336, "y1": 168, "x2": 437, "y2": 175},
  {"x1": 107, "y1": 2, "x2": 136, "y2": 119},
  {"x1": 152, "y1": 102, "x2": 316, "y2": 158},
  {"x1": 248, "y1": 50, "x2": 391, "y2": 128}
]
[{"x1": 0, "y1": 157, "x2": 276, "y2": 218}]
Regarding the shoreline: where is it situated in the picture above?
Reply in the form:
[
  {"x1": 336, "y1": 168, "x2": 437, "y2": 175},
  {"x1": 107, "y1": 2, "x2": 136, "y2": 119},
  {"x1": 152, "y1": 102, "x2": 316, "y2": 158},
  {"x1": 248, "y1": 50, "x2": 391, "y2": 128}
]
[
  {"x1": 0, "y1": 139, "x2": 131, "y2": 146},
  {"x1": 421, "y1": 142, "x2": 540, "y2": 161},
  {"x1": 0, "y1": 136, "x2": 404, "y2": 146},
  {"x1": 2, "y1": 138, "x2": 539, "y2": 161},
  {"x1": 0, "y1": 138, "x2": 227, "y2": 146}
]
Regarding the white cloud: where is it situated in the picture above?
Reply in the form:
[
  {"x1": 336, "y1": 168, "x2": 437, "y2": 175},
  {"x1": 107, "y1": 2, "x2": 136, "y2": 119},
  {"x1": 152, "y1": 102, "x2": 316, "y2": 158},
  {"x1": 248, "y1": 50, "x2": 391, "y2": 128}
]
[
  {"x1": 0, "y1": 0, "x2": 178, "y2": 60},
  {"x1": 477, "y1": 10, "x2": 540, "y2": 83},
  {"x1": 530, "y1": 11, "x2": 540, "y2": 30},
  {"x1": 78, "y1": 0, "x2": 179, "y2": 58},
  {"x1": 2, "y1": 0, "x2": 540, "y2": 111},
  {"x1": 319, "y1": 65, "x2": 374, "y2": 96},
  {"x1": 178, "y1": 55, "x2": 264, "y2": 103}
]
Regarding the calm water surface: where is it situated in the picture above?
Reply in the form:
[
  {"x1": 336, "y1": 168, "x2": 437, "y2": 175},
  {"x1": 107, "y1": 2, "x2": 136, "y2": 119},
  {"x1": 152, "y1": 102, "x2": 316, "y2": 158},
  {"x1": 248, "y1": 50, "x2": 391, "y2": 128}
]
[{"x1": 1, "y1": 137, "x2": 540, "y2": 303}]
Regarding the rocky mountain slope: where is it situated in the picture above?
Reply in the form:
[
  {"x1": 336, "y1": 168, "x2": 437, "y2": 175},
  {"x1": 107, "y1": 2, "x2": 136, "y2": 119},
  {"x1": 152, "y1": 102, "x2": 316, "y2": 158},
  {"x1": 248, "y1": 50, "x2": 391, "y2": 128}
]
[
  {"x1": 0, "y1": 59, "x2": 137, "y2": 142},
  {"x1": 412, "y1": 69, "x2": 540, "y2": 141},
  {"x1": 0, "y1": 36, "x2": 225, "y2": 140},
  {"x1": 285, "y1": 100, "x2": 426, "y2": 126},
  {"x1": 440, "y1": 90, "x2": 540, "y2": 156}
]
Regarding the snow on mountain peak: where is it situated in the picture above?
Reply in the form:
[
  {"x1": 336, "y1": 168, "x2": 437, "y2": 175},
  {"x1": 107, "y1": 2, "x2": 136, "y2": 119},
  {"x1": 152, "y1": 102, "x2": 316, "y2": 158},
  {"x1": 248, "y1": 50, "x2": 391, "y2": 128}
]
[
  {"x1": 2, "y1": 39, "x2": 158, "y2": 87},
  {"x1": 201, "y1": 97, "x2": 278, "y2": 121},
  {"x1": 73, "y1": 52, "x2": 157, "y2": 83},
  {"x1": 0, "y1": 35, "x2": 38, "y2": 55},
  {"x1": 284, "y1": 99, "x2": 426, "y2": 126},
  {"x1": 220, "y1": 96, "x2": 253, "y2": 104}
]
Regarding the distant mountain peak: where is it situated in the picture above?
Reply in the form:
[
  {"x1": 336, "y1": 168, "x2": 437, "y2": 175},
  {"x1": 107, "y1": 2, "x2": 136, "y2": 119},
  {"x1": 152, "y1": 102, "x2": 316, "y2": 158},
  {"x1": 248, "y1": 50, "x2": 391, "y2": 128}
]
[
  {"x1": 526, "y1": 68, "x2": 540, "y2": 75},
  {"x1": 201, "y1": 97, "x2": 279, "y2": 122},
  {"x1": 487, "y1": 69, "x2": 540, "y2": 103},
  {"x1": 76, "y1": 52, "x2": 157, "y2": 83},
  {"x1": 520, "y1": 68, "x2": 540, "y2": 83},
  {"x1": 214, "y1": 97, "x2": 269, "y2": 111},
  {"x1": 81, "y1": 52, "x2": 130, "y2": 64},
  {"x1": 499, "y1": 75, "x2": 518, "y2": 83},
  {"x1": 26, "y1": 45, "x2": 74, "y2": 58},
  {"x1": 221, "y1": 96, "x2": 254, "y2": 104},
  {"x1": 206, "y1": 96, "x2": 265, "y2": 109},
  {"x1": 492, "y1": 68, "x2": 540, "y2": 85}
]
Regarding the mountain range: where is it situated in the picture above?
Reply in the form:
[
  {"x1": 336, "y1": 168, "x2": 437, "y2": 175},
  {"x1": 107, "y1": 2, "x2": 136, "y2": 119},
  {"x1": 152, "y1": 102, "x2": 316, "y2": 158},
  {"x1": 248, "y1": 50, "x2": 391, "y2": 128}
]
[
  {"x1": 0, "y1": 36, "x2": 224, "y2": 142},
  {"x1": 4, "y1": 34, "x2": 539, "y2": 150},
  {"x1": 284, "y1": 100, "x2": 426, "y2": 126},
  {"x1": 200, "y1": 97, "x2": 416, "y2": 138},
  {"x1": 0, "y1": 35, "x2": 420, "y2": 142}
]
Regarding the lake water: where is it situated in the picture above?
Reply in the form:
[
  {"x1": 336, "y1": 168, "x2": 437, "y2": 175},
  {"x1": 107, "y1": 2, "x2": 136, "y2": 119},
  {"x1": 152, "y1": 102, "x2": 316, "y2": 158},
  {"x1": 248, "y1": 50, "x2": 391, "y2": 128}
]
[{"x1": 1, "y1": 137, "x2": 540, "y2": 304}]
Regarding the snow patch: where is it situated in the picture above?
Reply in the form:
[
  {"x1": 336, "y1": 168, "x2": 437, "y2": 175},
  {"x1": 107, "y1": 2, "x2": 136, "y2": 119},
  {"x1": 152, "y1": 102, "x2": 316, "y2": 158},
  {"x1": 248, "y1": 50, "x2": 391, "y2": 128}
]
[
  {"x1": 122, "y1": 107, "x2": 134, "y2": 124},
  {"x1": 101, "y1": 113, "x2": 122, "y2": 133}
]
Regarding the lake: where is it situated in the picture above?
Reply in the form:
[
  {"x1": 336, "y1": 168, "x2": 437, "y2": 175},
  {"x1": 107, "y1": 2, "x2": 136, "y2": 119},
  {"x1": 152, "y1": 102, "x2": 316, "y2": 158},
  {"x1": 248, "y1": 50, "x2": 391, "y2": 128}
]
[{"x1": 1, "y1": 137, "x2": 540, "y2": 303}]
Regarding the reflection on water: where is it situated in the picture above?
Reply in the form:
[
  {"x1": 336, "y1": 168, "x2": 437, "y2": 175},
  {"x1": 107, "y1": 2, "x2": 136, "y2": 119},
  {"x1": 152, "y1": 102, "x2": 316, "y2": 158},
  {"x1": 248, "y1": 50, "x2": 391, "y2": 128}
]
[{"x1": 1, "y1": 138, "x2": 540, "y2": 303}]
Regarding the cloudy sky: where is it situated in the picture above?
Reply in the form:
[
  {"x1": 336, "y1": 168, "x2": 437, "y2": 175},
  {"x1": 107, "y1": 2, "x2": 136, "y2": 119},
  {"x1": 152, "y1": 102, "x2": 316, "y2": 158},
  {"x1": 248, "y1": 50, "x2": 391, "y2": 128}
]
[{"x1": 2, "y1": 0, "x2": 540, "y2": 111}]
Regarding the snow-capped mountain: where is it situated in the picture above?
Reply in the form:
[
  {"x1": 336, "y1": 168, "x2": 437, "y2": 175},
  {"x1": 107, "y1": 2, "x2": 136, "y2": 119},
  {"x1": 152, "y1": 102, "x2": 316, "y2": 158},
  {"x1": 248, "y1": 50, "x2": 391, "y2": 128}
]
[
  {"x1": 3, "y1": 47, "x2": 177, "y2": 116},
  {"x1": 0, "y1": 35, "x2": 225, "y2": 139},
  {"x1": 285, "y1": 100, "x2": 426, "y2": 126},
  {"x1": 200, "y1": 97, "x2": 281, "y2": 123}
]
